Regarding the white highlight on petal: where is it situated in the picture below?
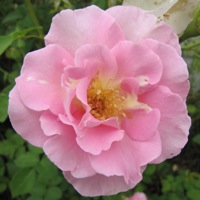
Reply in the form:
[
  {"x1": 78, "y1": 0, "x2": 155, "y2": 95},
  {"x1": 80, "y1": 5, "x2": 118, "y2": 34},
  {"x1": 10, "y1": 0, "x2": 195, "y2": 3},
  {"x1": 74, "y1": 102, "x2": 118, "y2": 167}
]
[
  {"x1": 38, "y1": 79, "x2": 48, "y2": 84},
  {"x1": 26, "y1": 76, "x2": 35, "y2": 81}
]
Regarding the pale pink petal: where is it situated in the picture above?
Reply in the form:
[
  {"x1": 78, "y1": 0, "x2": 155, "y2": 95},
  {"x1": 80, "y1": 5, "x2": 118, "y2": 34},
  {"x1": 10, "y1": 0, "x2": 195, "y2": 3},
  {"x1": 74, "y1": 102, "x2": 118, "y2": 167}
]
[
  {"x1": 89, "y1": 136, "x2": 142, "y2": 183},
  {"x1": 147, "y1": 22, "x2": 181, "y2": 55},
  {"x1": 120, "y1": 77, "x2": 139, "y2": 94},
  {"x1": 76, "y1": 125, "x2": 124, "y2": 155},
  {"x1": 43, "y1": 133, "x2": 96, "y2": 177},
  {"x1": 111, "y1": 41, "x2": 163, "y2": 84},
  {"x1": 78, "y1": 112, "x2": 120, "y2": 130},
  {"x1": 45, "y1": 6, "x2": 124, "y2": 55},
  {"x1": 64, "y1": 172, "x2": 140, "y2": 196},
  {"x1": 75, "y1": 44, "x2": 118, "y2": 80},
  {"x1": 107, "y1": 6, "x2": 157, "y2": 42},
  {"x1": 139, "y1": 86, "x2": 191, "y2": 163},
  {"x1": 122, "y1": 109, "x2": 160, "y2": 141},
  {"x1": 16, "y1": 45, "x2": 71, "y2": 114},
  {"x1": 40, "y1": 111, "x2": 65, "y2": 136},
  {"x1": 8, "y1": 86, "x2": 48, "y2": 147},
  {"x1": 107, "y1": 6, "x2": 180, "y2": 54},
  {"x1": 89, "y1": 133, "x2": 161, "y2": 180},
  {"x1": 132, "y1": 131, "x2": 162, "y2": 166},
  {"x1": 64, "y1": 88, "x2": 86, "y2": 122},
  {"x1": 142, "y1": 39, "x2": 189, "y2": 100},
  {"x1": 126, "y1": 192, "x2": 147, "y2": 200},
  {"x1": 76, "y1": 78, "x2": 91, "y2": 106}
]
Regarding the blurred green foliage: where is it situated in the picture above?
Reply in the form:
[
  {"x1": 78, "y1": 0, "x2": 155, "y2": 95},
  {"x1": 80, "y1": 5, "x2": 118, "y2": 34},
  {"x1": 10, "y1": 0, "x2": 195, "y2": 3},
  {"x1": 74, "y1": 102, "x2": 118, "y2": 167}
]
[{"x1": 0, "y1": 0, "x2": 200, "y2": 200}]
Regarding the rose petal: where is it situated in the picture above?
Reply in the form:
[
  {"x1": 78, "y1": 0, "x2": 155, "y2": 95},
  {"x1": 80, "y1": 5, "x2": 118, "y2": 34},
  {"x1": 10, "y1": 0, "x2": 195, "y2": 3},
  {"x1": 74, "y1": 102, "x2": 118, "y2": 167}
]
[
  {"x1": 122, "y1": 108, "x2": 160, "y2": 141},
  {"x1": 142, "y1": 39, "x2": 189, "y2": 100},
  {"x1": 120, "y1": 77, "x2": 139, "y2": 94},
  {"x1": 75, "y1": 44, "x2": 118, "y2": 80},
  {"x1": 16, "y1": 45, "x2": 70, "y2": 114},
  {"x1": 78, "y1": 112, "x2": 120, "y2": 130},
  {"x1": 64, "y1": 172, "x2": 140, "y2": 196},
  {"x1": 45, "y1": 5, "x2": 124, "y2": 55},
  {"x1": 107, "y1": 6, "x2": 157, "y2": 42},
  {"x1": 76, "y1": 125, "x2": 124, "y2": 155},
  {"x1": 44, "y1": 133, "x2": 96, "y2": 177},
  {"x1": 147, "y1": 22, "x2": 181, "y2": 54},
  {"x1": 139, "y1": 86, "x2": 191, "y2": 162},
  {"x1": 40, "y1": 110, "x2": 65, "y2": 136},
  {"x1": 112, "y1": 41, "x2": 163, "y2": 84},
  {"x1": 89, "y1": 133, "x2": 161, "y2": 181},
  {"x1": 8, "y1": 86, "x2": 48, "y2": 147},
  {"x1": 107, "y1": 6, "x2": 180, "y2": 53}
]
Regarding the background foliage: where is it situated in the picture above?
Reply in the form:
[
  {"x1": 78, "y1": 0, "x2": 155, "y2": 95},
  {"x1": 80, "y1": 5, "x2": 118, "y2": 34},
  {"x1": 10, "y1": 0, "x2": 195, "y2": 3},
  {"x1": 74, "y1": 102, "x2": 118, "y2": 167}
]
[{"x1": 0, "y1": 0, "x2": 200, "y2": 199}]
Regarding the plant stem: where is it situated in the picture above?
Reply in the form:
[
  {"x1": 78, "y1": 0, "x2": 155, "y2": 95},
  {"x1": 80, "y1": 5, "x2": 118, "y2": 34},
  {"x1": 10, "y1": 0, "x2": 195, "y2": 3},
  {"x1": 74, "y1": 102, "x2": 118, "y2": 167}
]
[
  {"x1": 25, "y1": 0, "x2": 44, "y2": 38},
  {"x1": 182, "y1": 41, "x2": 200, "y2": 50}
]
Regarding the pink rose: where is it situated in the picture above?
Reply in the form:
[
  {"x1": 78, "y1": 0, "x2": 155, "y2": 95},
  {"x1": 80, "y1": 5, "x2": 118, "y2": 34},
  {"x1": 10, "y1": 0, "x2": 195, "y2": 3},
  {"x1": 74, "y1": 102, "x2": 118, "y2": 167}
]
[
  {"x1": 125, "y1": 192, "x2": 147, "y2": 200},
  {"x1": 8, "y1": 5, "x2": 191, "y2": 196}
]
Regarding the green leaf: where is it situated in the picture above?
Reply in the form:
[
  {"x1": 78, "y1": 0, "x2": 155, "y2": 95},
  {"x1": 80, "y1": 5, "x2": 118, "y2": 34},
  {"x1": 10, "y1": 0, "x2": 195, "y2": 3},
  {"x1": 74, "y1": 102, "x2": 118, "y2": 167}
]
[
  {"x1": 0, "y1": 26, "x2": 42, "y2": 56},
  {"x1": 0, "y1": 183, "x2": 7, "y2": 193},
  {"x1": 180, "y1": 5, "x2": 200, "y2": 42},
  {"x1": 188, "y1": 104, "x2": 197, "y2": 114},
  {"x1": 28, "y1": 144, "x2": 43, "y2": 155},
  {"x1": 0, "y1": 84, "x2": 13, "y2": 122},
  {"x1": 10, "y1": 168, "x2": 36, "y2": 198},
  {"x1": 0, "y1": 34, "x2": 14, "y2": 55},
  {"x1": 162, "y1": 180, "x2": 172, "y2": 193},
  {"x1": 91, "y1": 0, "x2": 108, "y2": 9},
  {"x1": 187, "y1": 189, "x2": 200, "y2": 200},
  {"x1": 144, "y1": 164, "x2": 156, "y2": 175},
  {"x1": 31, "y1": 182, "x2": 46, "y2": 197},
  {"x1": 27, "y1": 196, "x2": 43, "y2": 200},
  {"x1": 44, "y1": 186, "x2": 62, "y2": 200},
  {"x1": 14, "y1": 152, "x2": 39, "y2": 168},
  {"x1": 192, "y1": 134, "x2": 200, "y2": 145},
  {"x1": 0, "y1": 130, "x2": 24, "y2": 157}
]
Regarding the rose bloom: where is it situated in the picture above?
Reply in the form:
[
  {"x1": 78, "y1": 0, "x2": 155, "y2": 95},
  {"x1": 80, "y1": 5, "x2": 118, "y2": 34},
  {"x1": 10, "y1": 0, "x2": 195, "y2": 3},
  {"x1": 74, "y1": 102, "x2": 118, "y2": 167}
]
[
  {"x1": 8, "y1": 5, "x2": 191, "y2": 196},
  {"x1": 125, "y1": 192, "x2": 147, "y2": 200}
]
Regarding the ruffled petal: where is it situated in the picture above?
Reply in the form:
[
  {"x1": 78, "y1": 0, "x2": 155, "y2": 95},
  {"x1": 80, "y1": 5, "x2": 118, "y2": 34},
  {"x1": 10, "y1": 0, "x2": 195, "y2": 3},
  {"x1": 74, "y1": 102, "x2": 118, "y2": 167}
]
[
  {"x1": 111, "y1": 41, "x2": 163, "y2": 84},
  {"x1": 75, "y1": 44, "x2": 118, "y2": 80},
  {"x1": 89, "y1": 136, "x2": 141, "y2": 183},
  {"x1": 139, "y1": 86, "x2": 191, "y2": 163},
  {"x1": 89, "y1": 133, "x2": 161, "y2": 182},
  {"x1": 142, "y1": 39, "x2": 189, "y2": 100},
  {"x1": 40, "y1": 110, "x2": 65, "y2": 136},
  {"x1": 16, "y1": 44, "x2": 71, "y2": 114},
  {"x1": 43, "y1": 132, "x2": 96, "y2": 177},
  {"x1": 8, "y1": 86, "x2": 48, "y2": 147},
  {"x1": 76, "y1": 125, "x2": 124, "y2": 155},
  {"x1": 107, "y1": 6, "x2": 157, "y2": 42},
  {"x1": 107, "y1": 6, "x2": 180, "y2": 54},
  {"x1": 45, "y1": 5, "x2": 124, "y2": 55},
  {"x1": 122, "y1": 108, "x2": 160, "y2": 141},
  {"x1": 64, "y1": 172, "x2": 140, "y2": 196}
]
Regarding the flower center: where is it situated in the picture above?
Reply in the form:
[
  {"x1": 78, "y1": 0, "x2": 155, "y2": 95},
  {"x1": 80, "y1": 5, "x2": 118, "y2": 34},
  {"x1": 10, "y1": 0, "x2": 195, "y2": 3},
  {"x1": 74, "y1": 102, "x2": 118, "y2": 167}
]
[{"x1": 87, "y1": 75, "x2": 126, "y2": 120}]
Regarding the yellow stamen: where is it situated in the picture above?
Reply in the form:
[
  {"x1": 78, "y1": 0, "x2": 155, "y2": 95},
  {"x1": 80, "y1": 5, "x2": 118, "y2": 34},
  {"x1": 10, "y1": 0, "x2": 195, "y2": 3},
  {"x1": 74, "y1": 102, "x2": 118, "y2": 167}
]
[{"x1": 87, "y1": 75, "x2": 126, "y2": 120}]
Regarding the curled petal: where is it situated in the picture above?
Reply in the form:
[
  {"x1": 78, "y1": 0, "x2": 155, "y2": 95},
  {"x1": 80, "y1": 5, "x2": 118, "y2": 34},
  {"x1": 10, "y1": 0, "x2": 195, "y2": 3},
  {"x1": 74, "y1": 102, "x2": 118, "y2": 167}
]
[{"x1": 76, "y1": 125, "x2": 124, "y2": 155}]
